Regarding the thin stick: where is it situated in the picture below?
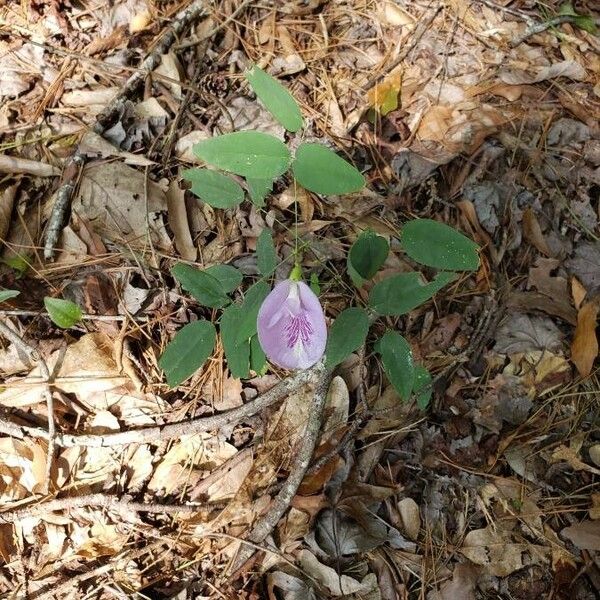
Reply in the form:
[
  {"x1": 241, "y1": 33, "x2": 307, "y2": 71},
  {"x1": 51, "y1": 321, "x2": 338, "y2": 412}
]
[
  {"x1": 43, "y1": 0, "x2": 209, "y2": 260},
  {"x1": 230, "y1": 372, "x2": 333, "y2": 573},
  {"x1": 0, "y1": 309, "x2": 149, "y2": 322},
  {"x1": 510, "y1": 15, "x2": 581, "y2": 47},
  {"x1": 363, "y1": 5, "x2": 443, "y2": 90},
  {"x1": 0, "y1": 362, "x2": 325, "y2": 448},
  {"x1": 0, "y1": 493, "x2": 197, "y2": 524}
]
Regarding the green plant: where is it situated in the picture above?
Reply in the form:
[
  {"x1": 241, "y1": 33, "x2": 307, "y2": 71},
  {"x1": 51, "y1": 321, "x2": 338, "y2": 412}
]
[{"x1": 160, "y1": 65, "x2": 480, "y2": 409}]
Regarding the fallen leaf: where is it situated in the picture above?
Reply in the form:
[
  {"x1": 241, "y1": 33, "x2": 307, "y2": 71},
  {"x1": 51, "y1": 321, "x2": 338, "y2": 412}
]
[
  {"x1": 397, "y1": 497, "x2": 421, "y2": 541},
  {"x1": 73, "y1": 161, "x2": 171, "y2": 252},
  {"x1": 571, "y1": 277, "x2": 587, "y2": 310},
  {"x1": 298, "y1": 550, "x2": 378, "y2": 596},
  {"x1": 166, "y1": 179, "x2": 197, "y2": 261},
  {"x1": 0, "y1": 155, "x2": 59, "y2": 177},
  {"x1": 460, "y1": 524, "x2": 525, "y2": 576},
  {"x1": 500, "y1": 60, "x2": 586, "y2": 85},
  {"x1": 561, "y1": 520, "x2": 600, "y2": 551},
  {"x1": 155, "y1": 51, "x2": 182, "y2": 99},
  {"x1": 494, "y1": 313, "x2": 563, "y2": 354},
  {"x1": 566, "y1": 242, "x2": 600, "y2": 291},
  {"x1": 320, "y1": 375, "x2": 349, "y2": 444},
  {"x1": 213, "y1": 374, "x2": 243, "y2": 411},
  {"x1": 522, "y1": 207, "x2": 552, "y2": 256},
  {"x1": 551, "y1": 444, "x2": 600, "y2": 476},
  {"x1": 0, "y1": 183, "x2": 17, "y2": 242},
  {"x1": 430, "y1": 563, "x2": 478, "y2": 600},
  {"x1": 570, "y1": 298, "x2": 599, "y2": 377}
]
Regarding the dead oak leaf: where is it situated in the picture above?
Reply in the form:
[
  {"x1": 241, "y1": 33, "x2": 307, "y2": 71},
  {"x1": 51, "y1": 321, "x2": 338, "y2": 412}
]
[
  {"x1": 460, "y1": 524, "x2": 526, "y2": 576},
  {"x1": 571, "y1": 298, "x2": 600, "y2": 378},
  {"x1": 561, "y1": 520, "x2": 600, "y2": 551}
]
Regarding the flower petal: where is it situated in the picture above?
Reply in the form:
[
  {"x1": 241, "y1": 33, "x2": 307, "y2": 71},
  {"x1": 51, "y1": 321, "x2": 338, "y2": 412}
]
[{"x1": 257, "y1": 280, "x2": 327, "y2": 370}]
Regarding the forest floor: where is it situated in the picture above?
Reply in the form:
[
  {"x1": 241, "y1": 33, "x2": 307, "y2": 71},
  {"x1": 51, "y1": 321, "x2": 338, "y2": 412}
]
[{"x1": 0, "y1": 0, "x2": 599, "y2": 598}]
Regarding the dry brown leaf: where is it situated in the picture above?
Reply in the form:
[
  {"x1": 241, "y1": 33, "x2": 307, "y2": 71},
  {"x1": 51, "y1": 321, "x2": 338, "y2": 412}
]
[
  {"x1": 522, "y1": 208, "x2": 552, "y2": 256},
  {"x1": 166, "y1": 179, "x2": 196, "y2": 261},
  {"x1": 377, "y1": 2, "x2": 415, "y2": 26},
  {"x1": 0, "y1": 333, "x2": 129, "y2": 408},
  {"x1": 500, "y1": 60, "x2": 586, "y2": 85},
  {"x1": 73, "y1": 161, "x2": 171, "y2": 252},
  {"x1": 0, "y1": 183, "x2": 17, "y2": 242},
  {"x1": 460, "y1": 524, "x2": 525, "y2": 576},
  {"x1": 320, "y1": 376, "x2": 349, "y2": 445},
  {"x1": 561, "y1": 520, "x2": 600, "y2": 551},
  {"x1": 0, "y1": 438, "x2": 47, "y2": 501},
  {"x1": 298, "y1": 550, "x2": 378, "y2": 596},
  {"x1": 551, "y1": 444, "x2": 600, "y2": 476},
  {"x1": 571, "y1": 298, "x2": 599, "y2": 377},
  {"x1": 78, "y1": 131, "x2": 154, "y2": 167},
  {"x1": 571, "y1": 277, "x2": 587, "y2": 310},
  {"x1": 155, "y1": 51, "x2": 182, "y2": 99},
  {"x1": 590, "y1": 494, "x2": 600, "y2": 520},
  {"x1": 0, "y1": 155, "x2": 59, "y2": 177},
  {"x1": 397, "y1": 497, "x2": 421, "y2": 541},
  {"x1": 431, "y1": 563, "x2": 478, "y2": 600},
  {"x1": 175, "y1": 130, "x2": 210, "y2": 162},
  {"x1": 129, "y1": 9, "x2": 152, "y2": 33},
  {"x1": 589, "y1": 445, "x2": 600, "y2": 468},
  {"x1": 213, "y1": 374, "x2": 243, "y2": 411}
]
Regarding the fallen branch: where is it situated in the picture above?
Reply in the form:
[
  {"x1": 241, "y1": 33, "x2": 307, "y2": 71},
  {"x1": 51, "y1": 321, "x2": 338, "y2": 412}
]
[
  {"x1": 510, "y1": 14, "x2": 582, "y2": 47},
  {"x1": 43, "y1": 0, "x2": 210, "y2": 260},
  {"x1": 0, "y1": 362, "x2": 324, "y2": 447},
  {"x1": 0, "y1": 493, "x2": 197, "y2": 524},
  {"x1": 230, "y1": 371, "x2": 333, "y2": 573}
]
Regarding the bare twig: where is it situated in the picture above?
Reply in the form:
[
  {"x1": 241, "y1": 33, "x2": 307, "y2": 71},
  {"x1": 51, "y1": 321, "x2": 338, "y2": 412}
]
[
  {"x1": 510, "y1": 15, "x2": 582, "y2": 47},
  {"x1": 0, "y1": 309, "x2": 149, "y2": 322},
  {"x1": 230, "y1": 372, "x2": 333, "y2": 573},
  {"x1": 33, "y1": 539, "x2": 169, "y2": 600},
  {"x1": 0, "y1": 493, "x2": 197, "y2": 524},
  {"x1": 363, "y1": 5, "x2": 444, "y2": 90},
  {"x1": 43, "y1": 0, "x2": 209, "y2": 260},
  {"x1": 0, "y1": 362, "x2": 325, "y2": 447}
]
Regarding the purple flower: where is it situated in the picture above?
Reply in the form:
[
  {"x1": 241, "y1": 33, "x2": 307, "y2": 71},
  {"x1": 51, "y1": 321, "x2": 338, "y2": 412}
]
[{"x1": 257, "y1": 279, "x2": 327, "y2": 370}]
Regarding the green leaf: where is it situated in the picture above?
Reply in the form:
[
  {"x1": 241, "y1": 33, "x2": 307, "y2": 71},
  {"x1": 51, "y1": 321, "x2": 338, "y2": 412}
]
[
  {"x1": 204, "y1": 264, "x2": 243, "y2": 294},
  {"x1": 309, "y1": 272, "x2": 320, "y2": 295},
  {"x1": 257, "y1": 229, "x2": 277, "y2": 276},
  {"x1": 292, "y1": 143, "x2": 365, "y2": 195},
  {"x1": 221, "y1": 305, "x2": 251, "y2": 379},
  {"x1": 159, "y1": 320, "x2": 216, "y2": 387},
  {"x1": 401, "y1": 219, "x2": 479, "y2": 271},
  {"x1": 235, "y1": 281, "x2": 271, "y2": 344},
  {"x1": 193, "y1": 131, "x2": 291, "y2": 179},
  {"x1": 172, "y1": 263, "x2": 230, "y2": 308},
  {"x1": 246, "y1": 65, "x2": 303, "y2": 132},
  {"x1": 369, "y1": 271, "x2": 456, "y2": 315},
  {"x1": 413, "y1": 365, "x2": 433, "y2": 410},
  {"x1": 558, "y1": 3, "x2": 597, "y2": 33},
  {"x1": 325, "y1": 307, "x2": 370, "y2": 369},
  {"x1": 347, "y1": 257, "x2": 366, "y2": 288},
  {"x1": 0, "y1": 289, "x2": 20, "y2": 303},
  {"x1": 349, "y1": 230, "x2": 389, "y2": 279},
  {"x1": 380, "y1": 87, "x2": 399, "y2": 116},
  {"x1": 44, "y1": 297, "x2": 82, "y2": 329},
  {"x1": 250, "y1": 334, "x2": 267, "y2": 374},
  {"x1": 377, "y1": 331, "x2": 414, "y2": 401},
  {"x1": 2, "y1": 255, "x2": 29, "y2": 277},
  {"x1": 247, "y1": 177, "x2": 273, "y2": 208},
  {"x1": 182, "y1": 168, "x2": 244, "y2": 209}
]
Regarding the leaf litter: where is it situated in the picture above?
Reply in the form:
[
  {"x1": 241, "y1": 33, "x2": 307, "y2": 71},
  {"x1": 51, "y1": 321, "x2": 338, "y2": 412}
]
[{"x1": 0, "y1": 0, "x2": 599, "y2": 598}]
